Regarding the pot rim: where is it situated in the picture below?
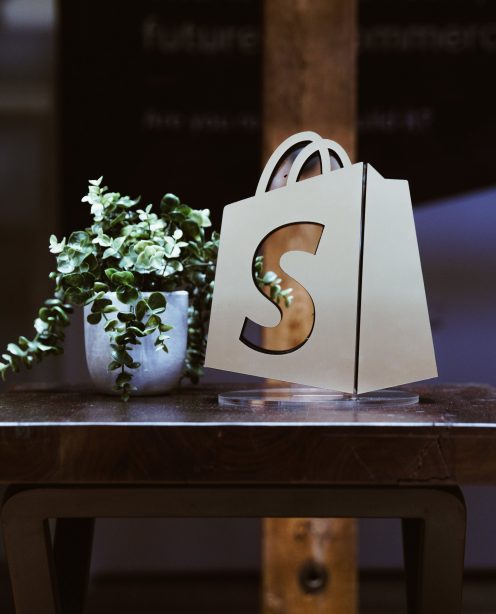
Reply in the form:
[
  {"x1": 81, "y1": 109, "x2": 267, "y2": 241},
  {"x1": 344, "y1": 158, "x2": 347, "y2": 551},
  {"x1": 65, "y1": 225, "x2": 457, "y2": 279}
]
[
  {"x1": 100, "y1": 290, "x2": 188, "y2": 296},
  {"x1": 83, "y1": 289, "x2": 189, "y2": 311}
]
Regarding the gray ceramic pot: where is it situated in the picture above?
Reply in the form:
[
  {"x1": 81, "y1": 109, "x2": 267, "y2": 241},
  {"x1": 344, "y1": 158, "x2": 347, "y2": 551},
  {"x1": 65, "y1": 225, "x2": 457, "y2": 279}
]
[{"x1": 84, "y1": 291, "x2": 188, "y2": 395}]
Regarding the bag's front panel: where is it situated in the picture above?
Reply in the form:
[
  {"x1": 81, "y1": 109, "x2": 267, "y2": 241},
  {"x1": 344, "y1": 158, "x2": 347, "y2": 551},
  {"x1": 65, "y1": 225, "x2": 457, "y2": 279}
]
[
  {"x1": 205, "y1": 164, "x2": 364, "y2": 392},
  {"x1": 357, "y1": 165, "x2": 437, "y2": 393}
]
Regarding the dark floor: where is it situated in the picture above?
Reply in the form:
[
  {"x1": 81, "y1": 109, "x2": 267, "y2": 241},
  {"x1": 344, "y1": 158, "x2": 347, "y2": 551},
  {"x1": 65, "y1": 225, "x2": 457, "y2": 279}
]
[{"x1": 1, "y1": 568, "x2": 496, "y2": 613}]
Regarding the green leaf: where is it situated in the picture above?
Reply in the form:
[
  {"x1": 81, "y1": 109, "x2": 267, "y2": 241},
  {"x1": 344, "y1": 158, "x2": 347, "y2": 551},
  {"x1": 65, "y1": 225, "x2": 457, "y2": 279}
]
[
  {"x1": 145, "y1": 314, "x2": 161, "y2": 329},
  {"x1": 102, "y1": 247, "x2": 117, "y2": 259},
  {"x1": 37, "y1": 342, "x2": 57, "y2": 353},
  {"x1": 135, "y1": 300, "x2": 147, "y2": 321},
  {"x1": 64, "y1": 288, "x2": 92, "y2": 306},
  {"x1": 111, "y1": 271, "x2": 134, "y2": 286},
  {"x1": 82, "y1": 253, "x2": 98, "y2": 272},
  {"x1": 182, "y1": 220, "x2": 201, "y2": 240},
  {"x1": 57, "y1": 255, "x2": 76, "y2": 274},
  {"x1": 18, "y1": 336, "x2": 29, "y2": 350},
  {"x1": 111, "y1": 349, "x2": 134, "y2": 367},
  {"x1": 102, "y1": 305, "x2": 118, "y2": 314},
  {"x1": 5, "y1": 354, "x2": 20, "y2": 372},
  {"x1": 49, "y1": 235, "x2": 66, "y2": 254},
  {"x1": 34, "y1": 318, "x2": 49, "y2": 334},
  {"x1": 116, "y1": 372, "x2": 132, "y2": 385},
  {"x1": 52, "y1": 306, "x2": 70, "y2": 322},
  {"x1": 262, "y1": 271, "x2": 278, "y2": 284},
  {"x1": 68, "y1": 231, "x2": 90, "y2": 248},
  {"x1": 64, "y1": 272, "x2": 95, "y2": 289},
  {"x1": 109, "y1": 212, "x2": 128, "y2": 229},
  {"x1": 112, "y1": 236, "x2": 126, "y2": 252},
  {"x1": 104, "y1": 319, "x2": 119, "y2": 332},
  {"x1": 104, "y1": 268, "x2": 119, "y2": 281},
  {"x1": 44, "y1": 298, "x2": 62, "y2": 307},
  {"x1": 7, "y1": 343, "x2": 24, "y2": 357},
  {"x1": 86, "y1": 312, "x2": 102, "y2": 325},
  {"x1": 189, "y1": 209, "x2": 212, "y2": 228},
  {"x1": 62, "y1": 273, "x2": 83, "y2": 288},
  {"x1": 110, "y1": 349, "x2": 125, "y2": 365},
  {"x1": 38, "y1": 307, "x2": 52, "y2": 323},
  {"x1": 148, "y1": 292, "x2": 166, "y2": 312},
  {"x1": 116, "y1": 285, "x2": 139, "y2": 304},
  {"x1": 93, "y1": 234, "x2": 112, "y2": 247},
  {"x1": 91, "y1": 298, "x2": 113, "y2": 313},
  {"x1": 160, "y1": 193, "x2": 180, "y2": 211},
  {"x1": 91, "y1": 203, "x2": 104, "y2": 220},
  {"x1": 119, "y1": 255, "x2": 135, "y2": 269}
]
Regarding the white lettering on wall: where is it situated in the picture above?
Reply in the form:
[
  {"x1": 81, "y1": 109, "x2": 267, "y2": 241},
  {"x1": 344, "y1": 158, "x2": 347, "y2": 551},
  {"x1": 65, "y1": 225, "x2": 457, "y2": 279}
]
[
  {"x1": 359, "y1": 107, "x2": 434, "y2": 134},
  {"x1": 361, "y1": 23, "x2": 496, "y2": 54},
  {"x1": 142, "y1": 109, "x2": 259, "y2": 134},
  {"x1": 142, "y1": 15, "x2": 260, "y2": 56}
]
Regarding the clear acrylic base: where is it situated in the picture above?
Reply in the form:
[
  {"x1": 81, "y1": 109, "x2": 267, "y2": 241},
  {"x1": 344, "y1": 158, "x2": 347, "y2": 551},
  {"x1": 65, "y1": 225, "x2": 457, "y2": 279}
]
[{"x1": 218, "y1": 387, "x2": 419, "y2": 409}]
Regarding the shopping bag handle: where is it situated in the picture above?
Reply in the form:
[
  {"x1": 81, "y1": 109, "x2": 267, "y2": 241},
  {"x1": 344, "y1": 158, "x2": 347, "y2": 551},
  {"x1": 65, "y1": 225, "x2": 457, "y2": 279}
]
[{"x1": 256, "y1": 131, "x2": 352, "y2": 196}]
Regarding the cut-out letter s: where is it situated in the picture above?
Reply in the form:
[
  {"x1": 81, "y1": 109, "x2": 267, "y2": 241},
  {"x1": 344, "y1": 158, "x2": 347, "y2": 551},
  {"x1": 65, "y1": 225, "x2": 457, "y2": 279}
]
[{"x1": 239, "y1": 222, "x2": 324, "y2": 354}]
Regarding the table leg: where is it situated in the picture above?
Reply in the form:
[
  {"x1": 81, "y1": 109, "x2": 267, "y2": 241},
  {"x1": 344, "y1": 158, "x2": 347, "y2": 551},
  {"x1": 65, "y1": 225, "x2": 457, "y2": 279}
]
[
  {"x1": 1, "y1": 490, "x2": 60, "y2": 614},
  {"x1": 402, "y1": 488, "x2": 466, "y2": 614},
  {"x1": 403, "y1": 518, "x2": 424, "y2": 613},
  {"x1": 54, "y1": 518, "x2": 94, "y2": 614}
]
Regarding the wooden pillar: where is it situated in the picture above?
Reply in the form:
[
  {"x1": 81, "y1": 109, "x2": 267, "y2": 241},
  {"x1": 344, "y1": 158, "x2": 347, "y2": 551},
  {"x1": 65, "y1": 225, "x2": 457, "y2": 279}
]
[
  {"x1": 263, "y1": 0, "x2": 356, "y2": 158},
  {"x1": 262, "y1": 1, "x2": 358, "y2": 613},
  {"x1": 263, "y1": 518, "x2": 357, "y2": 614}
]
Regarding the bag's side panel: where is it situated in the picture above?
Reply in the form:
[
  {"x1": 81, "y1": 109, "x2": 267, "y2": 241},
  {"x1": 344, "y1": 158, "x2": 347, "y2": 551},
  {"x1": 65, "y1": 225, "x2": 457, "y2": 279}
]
[
  {"x1": 357, "y1": 166, "x2": 437, "y2": 393},
  {"x1": 205, "y1": 164, "x2": 364, "y2": 393}
]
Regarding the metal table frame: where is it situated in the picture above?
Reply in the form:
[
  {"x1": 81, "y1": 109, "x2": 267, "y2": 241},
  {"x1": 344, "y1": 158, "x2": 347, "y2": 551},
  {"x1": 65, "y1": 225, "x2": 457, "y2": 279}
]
[{"x1": 2, "y1": 484, "x2": 466, "y2": 614}]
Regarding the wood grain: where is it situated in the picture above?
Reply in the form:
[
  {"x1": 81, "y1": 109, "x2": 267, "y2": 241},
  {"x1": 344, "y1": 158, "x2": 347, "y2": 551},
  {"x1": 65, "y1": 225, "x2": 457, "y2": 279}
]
[
  {"x1": 262, "y1": 0, "x2": 357, "y2": 158},
  {"x1": 262, "y1": 1, "x2": 358, "y2": 611},
  {"x1": 263, "y1": 518, "x2": 357, "y2": 614},
  {"x1": 0, "y1": 385, "x2": 495, "y2": 485}
]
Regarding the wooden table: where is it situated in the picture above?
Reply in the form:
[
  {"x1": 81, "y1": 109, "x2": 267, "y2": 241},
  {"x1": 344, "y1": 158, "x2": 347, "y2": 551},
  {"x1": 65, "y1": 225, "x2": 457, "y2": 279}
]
[
  {"x1": 0, "y1": 383, "x2": 493, "y2": 614},
  {"x1": 0, "y1": 384, "x2": 494, "y2": 485}
]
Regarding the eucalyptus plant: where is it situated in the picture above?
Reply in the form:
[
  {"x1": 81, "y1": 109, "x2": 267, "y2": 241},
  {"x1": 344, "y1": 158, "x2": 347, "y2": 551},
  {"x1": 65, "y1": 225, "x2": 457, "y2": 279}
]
[{"x1": 0, "y1": 178, "x2": 292, "y2": 400}]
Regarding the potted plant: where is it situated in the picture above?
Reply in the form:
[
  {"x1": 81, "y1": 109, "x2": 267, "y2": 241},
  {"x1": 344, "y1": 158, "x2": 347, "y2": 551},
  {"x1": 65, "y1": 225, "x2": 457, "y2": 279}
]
[{"x1": 0, "y1": 178, "x2": 292, "y2": 400}]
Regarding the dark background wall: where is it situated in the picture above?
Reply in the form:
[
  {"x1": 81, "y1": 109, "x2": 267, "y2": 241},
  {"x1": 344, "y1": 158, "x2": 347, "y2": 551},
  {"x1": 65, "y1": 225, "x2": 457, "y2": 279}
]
[{"x1": 0, "y1": 0, "x2": 495, "y2": 573}]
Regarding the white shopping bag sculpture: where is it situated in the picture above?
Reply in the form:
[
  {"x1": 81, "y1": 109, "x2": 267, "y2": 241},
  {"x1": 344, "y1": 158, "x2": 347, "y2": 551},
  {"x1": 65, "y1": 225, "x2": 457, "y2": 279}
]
[{"x1": 205, "y1": 131, "x2": 437, "y2": 394}]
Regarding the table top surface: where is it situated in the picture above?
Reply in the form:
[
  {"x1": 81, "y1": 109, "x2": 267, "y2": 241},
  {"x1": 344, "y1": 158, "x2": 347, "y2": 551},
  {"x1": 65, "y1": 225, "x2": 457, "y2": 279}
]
[
  {"x1": 1, "y1": 383, "x2": 495, "y2": 427},
  {"x1": 0, "y1": 384, "x2": 495, "y2": 485}
]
